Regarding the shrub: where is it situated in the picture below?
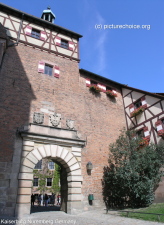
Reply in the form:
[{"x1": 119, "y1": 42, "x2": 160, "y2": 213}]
[{"x1": 102, "y1": 129, "x2": 164, "y2": 209}]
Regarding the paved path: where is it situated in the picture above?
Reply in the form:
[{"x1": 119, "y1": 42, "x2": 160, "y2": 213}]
[{"x1": 1, "y1": 209, "x2": 164, "y2": 225}]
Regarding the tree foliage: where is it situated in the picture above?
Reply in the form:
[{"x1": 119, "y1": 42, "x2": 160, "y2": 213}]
[
  {"x1": 50, "y1": 163, "x2": 61, "y2": 194},
  {"x1": 102, "y1": 129, "x2": 164, "y2": 209}
]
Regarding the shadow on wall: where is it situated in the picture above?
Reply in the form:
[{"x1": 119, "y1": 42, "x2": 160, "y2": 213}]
[{"x1": 0, "y1": 27, "x2": 36, "y2": 216}]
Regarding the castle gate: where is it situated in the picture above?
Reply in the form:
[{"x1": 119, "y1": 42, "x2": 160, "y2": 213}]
[{"x1": 15, "y1": 124, "x2": 85, "y2": 217}]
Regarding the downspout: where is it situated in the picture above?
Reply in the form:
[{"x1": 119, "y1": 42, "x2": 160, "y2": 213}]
[{"x1": 8, "y1": 13, "x2": 24, "y2": 47}]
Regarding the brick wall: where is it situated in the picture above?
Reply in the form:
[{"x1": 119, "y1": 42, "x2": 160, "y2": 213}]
[{"x1": 0, "y1": 42, "x2": 126, "y2": 214}]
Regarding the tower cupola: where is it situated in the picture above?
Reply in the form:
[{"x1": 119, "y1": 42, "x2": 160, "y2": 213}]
[{"x1": 41, "y1": 7, "x2": 55, "y2": 23}]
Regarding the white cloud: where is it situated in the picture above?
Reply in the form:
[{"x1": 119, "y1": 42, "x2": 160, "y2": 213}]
[
  {"x1": 94, "y1": 12, "x2": 107, "y2": 73},
  {"x1": 79, "y1": 0, "x2": 108, "y2": 75}
]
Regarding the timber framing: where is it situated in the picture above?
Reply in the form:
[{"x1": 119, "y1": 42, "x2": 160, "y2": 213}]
[{"x1": 0, "y1": 3, "x2": 82, "y2": 62}]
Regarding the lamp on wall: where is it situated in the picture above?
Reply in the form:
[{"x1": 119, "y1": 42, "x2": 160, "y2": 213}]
[{"x1": 86, "y1": 161, "x2": 93, "y2": 175}]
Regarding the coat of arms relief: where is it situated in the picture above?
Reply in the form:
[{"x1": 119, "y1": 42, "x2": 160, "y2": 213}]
[
  {"x1": 49, "y1": 113, "x2": 61, "y2": 128},
  {"x1": 66, "y1": 119, "x2": 75, "y2": 130},
  {"x1": 33, "y1": 112, "x2": 44, "y2": 124}
]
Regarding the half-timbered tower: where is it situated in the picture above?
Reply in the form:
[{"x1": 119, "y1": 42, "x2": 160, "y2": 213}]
[{"x1": 0, "y1": 2, "x2": 163, "y2": 218}]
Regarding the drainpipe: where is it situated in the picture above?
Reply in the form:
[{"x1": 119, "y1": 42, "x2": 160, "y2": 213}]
[{"x1": 8, "y1": 13, "x2": 24, "y2": 47}]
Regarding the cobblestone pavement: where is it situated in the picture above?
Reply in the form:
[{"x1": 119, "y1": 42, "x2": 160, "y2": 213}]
[{"x1": 1, "y1": 209, "x2": 164, "y2": 225}]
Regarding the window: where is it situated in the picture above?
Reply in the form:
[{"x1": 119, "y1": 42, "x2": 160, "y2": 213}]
[
  {"x1": 136, "y1": 129, "x2": 144, "y2": 138},
  {"x1": 155, "y1": 119, "x2": 164, "y2": 136},
  {"x1": 61, "y1": 39, "x2": 69, "y2": 49},
  {"x1": 34, "y1": 160, "x2": 42, "y2": 169},
  {"x1": 129, "y1": 97, "x2": 147, "y2": 117},
  {"x1": 33, "y1": 178, "x2": 38, "y2": 187},
  {"x1": 31, "y1": 28, "x2": 40, "y2": 39},
  {"x1": 48, "y1": 161, "x2": 54, "y2": 170},
  {"x1": 55, "y1": 36, "x2": 74, "y2": 50},
  {"x1": 90, "y1": 81, "x2": 98, "y2": 86},
  {"x1": 134, "y1": 100, "x2": 142, "y2": 109},
  {"x1": 106, "y1": 87, "x2": 112, "y2": 91},
  {"x1": 47, "y1": 178, "x2": 52, "y2": 186},
  {"x1": 38, "y1": 61, "x2": 60, "y2": 78},
  {"x1": 45, "y1": 64, "x2": 53, "y2": 76},
  {"x1": 25, "y1": 26, "x2": 46, "y2": 40}
]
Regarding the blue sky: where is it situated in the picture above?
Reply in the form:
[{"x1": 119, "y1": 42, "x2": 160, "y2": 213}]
[{"x1": 1, "y1": 0, "x2": 164, "y2": 93}]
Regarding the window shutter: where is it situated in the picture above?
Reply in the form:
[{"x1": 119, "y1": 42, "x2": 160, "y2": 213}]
[
  {"x1": 97, "y1": 83, "x2": 106, "y2": 92},
  {"x1": 25, "y1": 26, "x2": 32, "y2": 36},
  {"x1": 38, "y1": 61, "x2": 45, "y2": 73},
  {"x1": 55, "y1": 36, "x2": 61, "y2": 46},
  {"x1": 68, "y1": 41, "x2": 74, "y2": 51},
  {"x1": 141, "y1": 96, "x2": 147, "y2": 108},
  {"x1": 143, "y1": 127, "x2": 150, "y2": 139},
  {"x1": 40, "y1": 31, "x2": 46, "y2": 41},
  {"x1": 86, "y1": 79, "x2": 91, "y2": 87},
  {"x1": 155, "y1": 120, "x2": 164, "y2": 135},
  {"x1": 129, "y1": 104, "x2": 135, "y2": 116},
  {"x1": 54, "y1": 65, "x2": 60, "y2": 78}
]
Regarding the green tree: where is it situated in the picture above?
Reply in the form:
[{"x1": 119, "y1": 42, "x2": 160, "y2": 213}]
[
  {"x1": 33, "y1": 170, "x2": 49, "y2": 194},
  {"x1": 50, "y1": 163, "x2": 61, "y2": 194},
  {"x1": 102, "y1": 129, "x2": 164, "y2": 209}
]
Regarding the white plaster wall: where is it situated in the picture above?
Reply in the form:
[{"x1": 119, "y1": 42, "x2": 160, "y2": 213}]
[
  {"x1": 132, "y1": 91, "x2": 144, "y2": 102},
  {"x1": 57, "y1": 46, "x2": 72, "y2": 56},
  {"x1": 122, "y1": 88, "x2": 131, "y2": 97},
  {"x1": 136, "y1": 113, "x2": 145, "y2": 125},
  {"x1": 10, "y1": 16, "x2": 21, "y2": 23},
  {"x1": 58, "y1": 34, "x2": 74, "y2": 42},
  {"x1": 4, "y1": 18, "x2": 13, "y2": 29},
  {"x1": 26, "y1": 36, "x2": 43, "y2": 46},
  {"x1": 0, "y1": 16, "x2": 4, "y2": 24},
  {"x1": 159, "y1": 113, "x2": 164, "y2": 119},
  {"x1": 0, "y1": 12, "x2": 8, "y2": 17},
  {"x1": 123, "y1": 93, "x2": 132, "y2": 107},
  {"x1": 145, "y1": 96, "x2": 159, "y2": 107},
  {"x1": 13, "y1": 21, "x2": 20, "y2": 30},
  {"x1": 145, "y1": 110, "x2": 153, "y2": 120},
  {"x1": 149, "y1": 103, "x2": 162, "y2": 115}
]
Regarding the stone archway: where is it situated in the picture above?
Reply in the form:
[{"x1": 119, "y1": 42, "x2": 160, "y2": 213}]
[{"x1": 16, "y1": 144, "x2": 83, "y2": 217}]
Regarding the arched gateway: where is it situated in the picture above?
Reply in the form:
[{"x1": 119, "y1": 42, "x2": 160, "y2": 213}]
[{"x1": 15, "y1": 124, "x2": 85, "y2": 217}]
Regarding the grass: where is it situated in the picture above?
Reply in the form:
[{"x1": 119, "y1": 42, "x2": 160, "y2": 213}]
[{"x1": 120, "y1": 203, "x2": 164, "y2": 223}]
